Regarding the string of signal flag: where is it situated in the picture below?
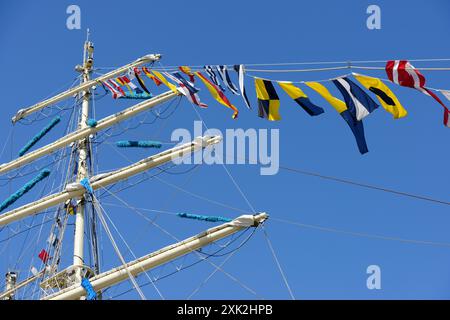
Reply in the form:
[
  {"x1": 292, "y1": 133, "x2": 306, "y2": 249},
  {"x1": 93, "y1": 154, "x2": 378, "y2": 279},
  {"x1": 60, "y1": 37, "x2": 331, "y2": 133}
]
[{"x1": 98, "y1": 60, "x2": 450, "y2": 155}]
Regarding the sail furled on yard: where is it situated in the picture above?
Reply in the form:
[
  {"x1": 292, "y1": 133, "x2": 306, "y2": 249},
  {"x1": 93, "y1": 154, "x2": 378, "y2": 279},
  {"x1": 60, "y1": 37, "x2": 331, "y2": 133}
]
[
  {"x1": 0, "y1": 169, "x2": 51, "y2": 212},
  {"x1": 18, "y1": 116, "x2": 61, "y2": 156}
]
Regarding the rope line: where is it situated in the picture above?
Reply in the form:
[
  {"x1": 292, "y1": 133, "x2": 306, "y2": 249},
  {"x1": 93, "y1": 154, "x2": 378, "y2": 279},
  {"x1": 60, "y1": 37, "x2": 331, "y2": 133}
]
[
  {"x1": 272, "y1": 217, "x2": 450, "y2": 248},
  {"x1": 262, "y1": 227, "x2": 295, "y2": 300},
  {"x1": 279, "y1": 165, "x2": 450, "y2": 206}
]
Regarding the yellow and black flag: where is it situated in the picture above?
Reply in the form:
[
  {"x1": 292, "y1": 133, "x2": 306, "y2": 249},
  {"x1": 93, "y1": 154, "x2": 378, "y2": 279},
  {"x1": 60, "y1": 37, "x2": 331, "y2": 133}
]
[
  {"x1": 254, "y1": 78, "x2": 281, "y2": 121},
  {"x1": 278, "y1": 81, "x2": 324, "y2": 116},
  {"x1": 353, "y1": 73, "x2": 407, "y2": 119}
]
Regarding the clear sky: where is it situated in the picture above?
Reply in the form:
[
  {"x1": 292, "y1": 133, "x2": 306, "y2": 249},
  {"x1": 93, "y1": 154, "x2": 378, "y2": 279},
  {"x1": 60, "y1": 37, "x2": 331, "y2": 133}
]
[{"x1": 0, "y1": 0, "x2": 450, "y2": 300}]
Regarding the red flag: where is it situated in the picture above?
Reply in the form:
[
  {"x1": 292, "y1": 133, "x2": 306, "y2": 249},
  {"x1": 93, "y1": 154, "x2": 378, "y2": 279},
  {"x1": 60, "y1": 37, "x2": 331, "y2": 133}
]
[
  {"x1": 38, "y1": 249, "x2": 50, "y2": 263},
  {"x1": 178, "y1": 66, "x2": 195, "y2": 83},
  {"x1": 142, "y1": 67, "x2": 163, "y2": 86},
  {"x1": 386, "y1": 60, "x2": 449, "y2": 127}
]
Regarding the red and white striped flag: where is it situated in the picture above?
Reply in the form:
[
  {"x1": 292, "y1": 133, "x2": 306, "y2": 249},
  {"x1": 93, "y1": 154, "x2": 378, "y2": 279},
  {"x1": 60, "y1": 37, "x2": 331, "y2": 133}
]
[
  {"x1": 102, "y1": 79, "x2": 125, "y2": 99},
  {"x1": 386, "y1": 60, "x2": 450, "y2": 127}
]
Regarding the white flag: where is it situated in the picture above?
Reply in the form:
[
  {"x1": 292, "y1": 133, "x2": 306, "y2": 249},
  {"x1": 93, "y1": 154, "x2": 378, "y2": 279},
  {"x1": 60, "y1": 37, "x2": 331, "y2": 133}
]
[
  {"x1": 440, "y1": 90, "x2": 450, "y2": 101},
  {"x1": 31, "y1": 266, "x2": 39, "y2": 276}
]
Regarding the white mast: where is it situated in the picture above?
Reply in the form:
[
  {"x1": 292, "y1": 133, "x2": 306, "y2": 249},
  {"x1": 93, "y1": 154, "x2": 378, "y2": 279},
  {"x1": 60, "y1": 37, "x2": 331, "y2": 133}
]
[
  {"x1": 72, "y1": 35, "x2": 93, "y2": 283},
  {"x1": 1, "y1": 38, "x2": 267, "y2": 300}
]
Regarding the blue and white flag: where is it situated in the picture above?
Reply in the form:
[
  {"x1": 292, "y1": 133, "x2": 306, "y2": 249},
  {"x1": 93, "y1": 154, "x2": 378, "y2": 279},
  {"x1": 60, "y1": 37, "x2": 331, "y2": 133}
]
[
  {"x1": 333, "y1": 77, "x2": 379, "y2": 121},
  {"x1": 204, "y1": 65, "x2": 225, "y2": 91},
  {"x1": 217, "y1": 65, "x2": 240, "y2": 95},
  {"x1": 233, "y1": 64, "x2": 251, "y2": 109}
]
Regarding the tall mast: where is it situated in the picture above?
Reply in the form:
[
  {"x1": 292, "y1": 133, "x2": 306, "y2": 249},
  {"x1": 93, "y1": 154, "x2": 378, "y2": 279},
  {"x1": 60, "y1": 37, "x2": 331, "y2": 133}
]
[{"x1": 73, "y1": 33, "x2": 94, "y2": 283}]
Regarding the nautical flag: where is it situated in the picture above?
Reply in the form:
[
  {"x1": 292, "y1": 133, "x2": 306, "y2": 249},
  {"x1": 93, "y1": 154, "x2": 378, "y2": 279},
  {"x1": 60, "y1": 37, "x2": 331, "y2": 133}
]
[
  {"x1": 102, "y1": 80, "x2": 124, "y2": 99},
  {"x1": 195, "y1": 71, "x2": 238, "y2": 119},
  {"x1": 30, "y1": 266, "x2": 39, "y2": 276},
  {"x1": 217, "y1": 65, "x2": 240, "y2": 95},
  {"x1": 254, "y1": 78, "x2": 281, "y2": 121},
  {"x1": 204, "y1": 65, "x2": 225, "y2": 91},
  {"x1": 116, "y1": 76, "x2": 132, "y2": 93},
  {"x1": 386, "y1": 60, "x2": 450, "y2": 127},
  {"x1": 142, "y1": 67, "x2": 163, "y2": 86},
  {"x1": 304, "y1": 81, "x2": 347, "y2": 113},
  {"x1": 440, "y1": 90, "x2": 450, "y2": 127},
  {"x1": 332, "y1": 77, "x2": 379, "y2": 121},
  {"x1": 116, "y1": 76, "x2": 142, "y2": 94},
  {"x1": 109, "y1": 79, "x2": 126, "y2": 96},
  {"x1": 133, "y1": 67, "x2": 151, "y2": 94},
  {"x1": 440, "y1": 90, "x2": 450, "y2": 101},
  {"x1": 305, "y1": 82, "x2": 369, "y2": 154},
  {"x1": 65, "y1": 199, "x2": 77, "y2": 215},
  {"x1": 353, "y1": 73, "x2": 407, "y2": 119},
  {"x1": 277, "y1": 81, "x2": 324, "y2": 116},
  {"x1": 151, "y1": 70, "x2": 179, "y2": 94},
  {"x1": 164, "y1": 72, "x2": 208, "y2": 108},
  {"x1": 233, "y1": 64, "x2": 251, "y2": 110},
  {"x1": 47, "y1": 233, "x2": 58, "y2": 247},
  {"x1": 179, "y1": 66, "x2": 195, "y2": 83},
  {"x1": 38, "y1": 249, "x2": 50, "y2": 263}
]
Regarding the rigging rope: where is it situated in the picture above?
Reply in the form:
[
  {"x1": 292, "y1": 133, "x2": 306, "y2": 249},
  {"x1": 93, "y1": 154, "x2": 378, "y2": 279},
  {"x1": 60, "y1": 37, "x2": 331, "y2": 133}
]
[
  {"x1": 92, "y1": 195, "x2": 147, "y2": 300},
  {"x1": 278, "y1": 165, "x2": 450, "y2": 206},
  {"x1": 272, "y1": 217, "x2": 450, "y2": 248},
  {"x1": 262, "y1": 226, "x2": 296, "y2": 300},
  {"x1": 94, "y1": 199, "x2": 165, "y2": 300},
  {"x1": 99, "y1": 185, "x2": 262, "y2": 299},
  {"x1": 94, "y1": 57, "x2": 450, "y2": 71}
]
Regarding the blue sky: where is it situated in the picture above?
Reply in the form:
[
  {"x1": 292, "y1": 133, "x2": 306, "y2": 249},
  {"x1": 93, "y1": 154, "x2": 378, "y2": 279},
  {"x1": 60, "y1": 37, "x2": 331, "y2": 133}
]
[{"x1": 0, "y1": 0, "x2": 450, "y2": 299}]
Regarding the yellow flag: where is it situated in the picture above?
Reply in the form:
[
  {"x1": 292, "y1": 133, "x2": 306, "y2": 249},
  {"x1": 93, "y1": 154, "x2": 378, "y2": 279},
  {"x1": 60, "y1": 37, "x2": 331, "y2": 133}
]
[
  {"x1": 353, "y1": 73, "x2": 407, "y2": 119},
  {"x1": 277, "y1": 82, "x2": 324, "y2": 116},
  {"x1": 195, "y1": 71, "x2": 238, "y2": 119},
  {"x1": 254, "y1": 78, "x2": 281, "y2": 121},
  {"x1": 151, "y1": 70, "x2": 178, "y2": 94},
  {"x1": 304, "y1": 81, "x2": 347, "y2": 114}
]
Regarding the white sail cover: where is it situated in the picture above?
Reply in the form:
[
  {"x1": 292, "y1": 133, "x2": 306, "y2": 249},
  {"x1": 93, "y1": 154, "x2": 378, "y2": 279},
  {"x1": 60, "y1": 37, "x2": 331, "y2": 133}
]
[{"x1": 229, "y1": 215, "x2": 256, "y2": 227}]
